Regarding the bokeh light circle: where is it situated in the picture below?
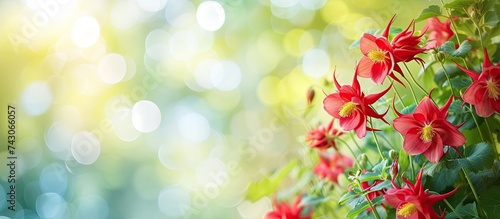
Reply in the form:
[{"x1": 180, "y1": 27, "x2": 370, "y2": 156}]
[
  {"x1": 158, "y1": 186, "x2": 191, "y2": 217},
  {"x1": 177, "y1": 112, "x2": 210, "y2": 142},
  {"x1": 76, "y1": 195, "x2": 109, "y2": 219},
  {"x1": 196, "y1": 1, "x2": 225, "y2": 31},
  {"x1": 211, "y1": 60, "x2": 241, "y2": 91},
  {"x1": 21, "y1": 81, "x2": 52, "y2": 116},
  {"x1": 131, "y1": 100, "x2": 162, "y2": 133},
  {"x1": 71, "y1": 16, "x2": 100, "y2": 47},
  {"x1": 136, "y1": 0, "x2": 168, "y2": 12},
  {"x1": 39, "y1": 163, "x2": 68, "y2": 195},
  {"x1": 302, "y1": 48, "x2": 331, "y2": 78},
  {"x1": 111, "y1": 108, "x2": 141, "y2": 141},
  {"x1": 35, "y1": 193, "x2": 69, "y2": 219},
  {"x1": 98, "y1": 53, "x2": 127, "y2": 84},
  {"x1": 71, "y1": 131, "x2": 101, "y2": 165}
]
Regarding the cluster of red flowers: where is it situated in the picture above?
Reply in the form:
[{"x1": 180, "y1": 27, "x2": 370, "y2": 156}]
[{"x1": 266, "y1": 13, "x2": 500, "y2": 219}]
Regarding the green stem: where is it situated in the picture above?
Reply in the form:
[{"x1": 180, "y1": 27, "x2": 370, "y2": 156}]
[
  {"x1": 409, "y1": 155, "x2": 416, "y2": 181},
  {"x1": 462, "y1": 168, "x2": 488, "y2": 218},
  {"x1": 378, "y1": 133, "x2": 396, "y2": 150},
  {"x1": 469, "y1": 105, "x2": 485, "y2": 142},
  {"x1": 463, "y1": 7, "x2": 485, "y2": 49},
  {"x1": 350, "y1": 132, "x2": 374, "y2": 167},
  {"x1": 439, "y1": 62, "x2": 457, "y2": 98},
  {"x1": 439, "y1": 0, "x2": 461, "y2": 45},
  {"x1": 401, "y1": 75, "x2": 419, "y2": 103},
  {"x1": 444, "y1": 199, "x2": 463, "y2": 219},
  {"x1": 365, "y1": 195, "x2": 381, "y2": 219},
  {"x1": 390, "y1": 78, "x2": 406, "y2": 108},
  {"x1": 403, "y1": 63, "x2": 428, "y2": 96},
  {"x1": 369, "y1": 117, "x2": 386, "y2": 160},
  {"x1": 484, "y1": 118, "x2": 499, "y2": 160},
  {"x1": 338, "y1": 138, "x2": 362, "y2": 168}
]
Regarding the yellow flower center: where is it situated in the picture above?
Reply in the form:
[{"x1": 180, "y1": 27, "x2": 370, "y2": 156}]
[
  {"x1": 397, "y1": 203, "x2": 417, "y2": 218},
  {"x1": 367, "y1": 50, "x2": 387, "y2": 62},
  {"x1": 486, "y1": 79, "x2": 499, "y2": 100},
  {"x1": 421, "y1": 124, "x2": 434, "y2": 143},
  {"x1": 339, "y1": 102, "x2": 357, "y2": 117}
]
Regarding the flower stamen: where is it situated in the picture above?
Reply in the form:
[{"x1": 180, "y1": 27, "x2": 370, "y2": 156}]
[
  {"x1": 420, "y1": 125, "x2": 434, "y2": 143},
  {"x1": 486, "y1": 79, "x2": 499, "y2": 100},
  {"x1": 397, "y1": 202, "x2": 417, "y2": 218},
  {"x1": 339, "y1": 102, "x2": 357, "y2": 117},
  {"x1": 367, "y1": 50, "x2": 387, "y2": 62}
]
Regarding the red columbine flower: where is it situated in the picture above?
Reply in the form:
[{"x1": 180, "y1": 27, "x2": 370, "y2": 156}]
[
  {"x1": 266, "y1": 195, "x2": 312, "y2": 219},
  {"x1": 424, "y1": 17, "x2": 454, "y2": 49},
  {"x1": 323, "y1": 70, "x2": 391, "y2": 138},
  {"x1": 393, "y1": 94, "x2": 466, "y2": 162},
  {"x1": 313, "y1": 152, "x2": 353, "y2": 183},
  {"x1": 456, "y1": 48, "x2": 500, "y2": 117},
  {"x1": 385, "y1": 168, "x2": 458, "y2": 219},
  {"x1": 390, "y1": 18, "x2": 426, "y2": 66},
  {"x1": 357, "y1": 32, "x2": 396, "y2": 85},
  {"x1": 306, "y1": 119, "x2": 344, "y2": 150},
  {"x1": 358, "y1": 15, "x2": 426, "y2": 85}
]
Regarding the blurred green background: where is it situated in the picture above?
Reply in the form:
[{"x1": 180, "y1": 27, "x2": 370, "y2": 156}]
[{"x1": 0, "y1": 0, "x2": 433, "y2": 218}]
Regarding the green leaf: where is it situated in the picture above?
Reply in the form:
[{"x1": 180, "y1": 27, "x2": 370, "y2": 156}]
[
  {"x1": 370, "y1": 180, "x2": 392, "y2": 191},
  {"x1": 443, "y1": 0, "x2": 475, "y2": 10},
  {"x1": 445, "y1": 202, "x2": 479, "y2": 219},
  {"x1": 339, "y1": 190, "x2": 358, "y2": 205},
  {"x1": 440, "y1": 40, "x2": 472, "y2": 57},
  {"x1": 416, "y1": 5, "x2": 442, "y2": 22},
  {"x1": 401, "y1": 104, "x2": 417, "y2": 115},
  {"x1": 480, "y1": 186, "x2": 500, "y2": 218},
  {"x1": 359, "y1": 172, "x2": 382, "y2": 183},
  {"x1": 482, "y1": 10, "x2": 499, "y2": 28},
  {"x1": 245, "y1": 159, "x2": 298, "y2": 202},
  {"x1": 346, "y1": 196, "x2": 384, "y2": 219},
  {"x1": 425, "y1": 161, "x2": 459, "y2": 192},
  {"x1": 302, "y1": 194, "x2": 330, "y2": 207},
  {"x1": 448, "y1": 77, "x2": 472, "y2": 90},
  {"x1": 447, "y1": 100, "x2": 483, "y2": 130},
  {"x1": 398, "y1": 149, "x2": 410, "y2": 174},
  {"x1": 435, "y1": 65, "x2": 462, "y2": 86},
  {"x1": 453, "y1": 142, "x2": 494, "y2": 173}
]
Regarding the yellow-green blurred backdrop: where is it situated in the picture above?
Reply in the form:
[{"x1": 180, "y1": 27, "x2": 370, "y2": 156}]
[{"x1": 0, "y1": 0, "x2": 433, "y2": 218}]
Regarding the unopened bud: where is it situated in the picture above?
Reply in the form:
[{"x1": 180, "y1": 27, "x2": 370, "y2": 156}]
[
  {"x1": 389, "y1": 150, "x2": 398, "y2": 160},
  {"x1": 390, "y1": 158, "x2": 399, "y2": 179},
  {"x1": 433, "y1": 51, "x2": 446, "y2": 63},
  {"x1": 306, "y1": 87, "x2": 315, "y2": 105}
]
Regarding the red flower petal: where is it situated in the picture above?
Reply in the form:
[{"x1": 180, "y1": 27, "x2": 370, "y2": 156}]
[
  {"x1": 393, "y1": 115, "x2": 421, "y2": 135},
  {"x1": 323, "y1": 94, "x2": 343, "y2": 118},
  {"x1": 422, "y1": 135, "x2": 444, "y2": 163},
  {"x1": 414, "y1": 97, "x2": 439, "y2": 121},
  {"x1": 339, "y1": 110, "x2": 362, "y2": 131},
  {"x1": 360, "y1": 33, "x2": 378, "y2": 55},
  {"x1": 357, "y1": 57, "x2": 374, "y2": 78},
  {"x1": 365, "y1": 84, "x2": 392, "y2": 104},
  {"x1": 432, "y1": 119, "x2": 466, "y2": 147},
  {"x1": 403, "y1": 130, "x2": 432, "y2": 155}
]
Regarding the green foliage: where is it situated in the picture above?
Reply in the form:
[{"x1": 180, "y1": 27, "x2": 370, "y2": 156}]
[
  {"x1": 440, "y1": 41, "x2": 472, "y2": 57},
  {"x1": 434, "y1": 65, "x2": 462, "y2": 86},
  {"x1": 400, "y1": 104, "x2": 417, "y2": 115},
  {"x1": 447, "y1": 101, "x2": 483, "y2": 130},
  {"x1": 245, "y1": 159, "x2": 298, "y2": 202},
  {"x1": 416, "y1": 5, "x2": 442, "y2": 22},
  {"x1": 443, "y1": 0, "x2": 475, "y2": 11},
  {"x1": 445, "y1": 203, "x2": 480, "y2": 219},
  {"x1": 346, "y1": 196, "x2": 384, "y2": 219},
  {"x1": 398, "y1": 149, "x2": 410, "y2": 174},
  {"x1": 480, "y1": 186, "x2": 500, "y2": 218}
]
